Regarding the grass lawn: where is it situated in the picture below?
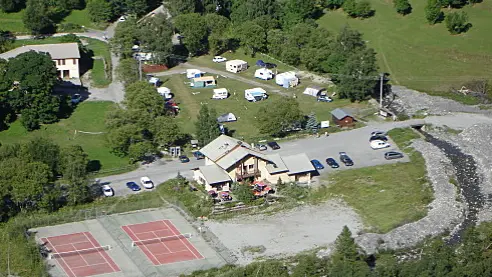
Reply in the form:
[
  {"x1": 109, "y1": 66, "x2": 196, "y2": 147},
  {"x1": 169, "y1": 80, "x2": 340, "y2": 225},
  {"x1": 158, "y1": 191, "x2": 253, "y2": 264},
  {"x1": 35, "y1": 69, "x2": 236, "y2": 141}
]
[
  {"x1": 310, "y1": 128, "x2": 433, "y2": 233},
  {"x1": 317, "y1": 1, "x2": 492, "y2": 93},
  {"x1": 0, "y1": 10, "x2": 27, "y2": 34},
  {"x1": 0, "y1": 102, "x2": 130, "y2": 172},
  {"x1": 163, "y1": 74, "x2": 367, "y2": 142},
  {"x1": 62, "y1": 9, "x2": 108, "y2": 30},
  {"x1": 13, "y1": 37, "x2": 112, "y2": 87}
]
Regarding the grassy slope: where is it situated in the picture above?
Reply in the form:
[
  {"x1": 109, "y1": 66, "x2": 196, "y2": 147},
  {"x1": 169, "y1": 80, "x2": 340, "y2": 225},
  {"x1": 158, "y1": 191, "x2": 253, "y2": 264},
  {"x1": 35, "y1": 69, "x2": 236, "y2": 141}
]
[
  {"x1": 13, "y1": 37, "x2": 112, "y2": 87},
  {"x1": 311, "y1": 128, "x2": 433, "y2": 233},
  {"x1": 62, "y1": 9, "x2": 107, "y2": 30},
  {"x1": 0, "y1": 102, "x2": 129, "y2": 171},
  {"x1": 317, "y1": 1, "x2": 492, "y2": 92}
]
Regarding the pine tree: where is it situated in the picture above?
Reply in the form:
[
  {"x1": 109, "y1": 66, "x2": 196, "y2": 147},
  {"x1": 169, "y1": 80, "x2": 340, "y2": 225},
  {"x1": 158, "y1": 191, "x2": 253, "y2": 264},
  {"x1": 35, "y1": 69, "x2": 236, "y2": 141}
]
[
  {"x1": 305, "y1": 112, "x2": 318, "y2": 134},
  {"x1": 425, "y1": 0, "x2": 443, "y2": 25},
  {"x1": 333, "y1": 226, "x2": 360, "y2": 261}
]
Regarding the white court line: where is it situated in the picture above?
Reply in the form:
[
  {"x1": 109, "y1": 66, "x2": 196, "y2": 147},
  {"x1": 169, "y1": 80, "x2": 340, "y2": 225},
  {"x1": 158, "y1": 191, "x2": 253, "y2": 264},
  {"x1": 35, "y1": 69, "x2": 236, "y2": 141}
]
[
  {"x1": 162, "y1": 221, "x2": 201, "y2": 260},
  {"x1": 70, "y1": 262, "x2": 110, "y2": 270},
  {"x1": 82, "y1": 232, "x2": 118, "y2": 273},
  {"x1": 44, "y1": 232, "x2": 91, "y2": 247},
  {"x1": 153, "y1": 249, "x2": 190, "y2": 257},
  {"x1": 45, "y1": 237, "x2": 78, "y2": 277},
  {"x1": 125, "y1": 226, "x2": 160, "y2": 264},
  {"x1": 129, "y1": 228, "x2": 171, "y2": 236}
]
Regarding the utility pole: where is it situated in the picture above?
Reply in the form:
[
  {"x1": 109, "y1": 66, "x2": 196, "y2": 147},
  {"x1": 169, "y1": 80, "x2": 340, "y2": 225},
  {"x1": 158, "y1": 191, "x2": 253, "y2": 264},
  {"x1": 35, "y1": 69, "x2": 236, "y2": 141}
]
[
  {"x1": 138, "y1": 58, "x2": 143, "y2": 81},
  {"x1": 379, "y1": 73, "x2": 384, "y2": 109}
]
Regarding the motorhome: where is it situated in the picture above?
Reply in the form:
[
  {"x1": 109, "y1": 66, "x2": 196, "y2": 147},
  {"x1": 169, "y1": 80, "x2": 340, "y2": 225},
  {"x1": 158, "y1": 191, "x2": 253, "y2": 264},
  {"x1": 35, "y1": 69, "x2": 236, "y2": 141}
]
[
  {"x1": 212, "y1": 88, "x2": 228, "y2": 99},
  {"x1": 244, "y1": 88, "x2": 268, "y2": 102},
  {"x1": 226, "y1": 60, "x2": 248, "y2": 73}
]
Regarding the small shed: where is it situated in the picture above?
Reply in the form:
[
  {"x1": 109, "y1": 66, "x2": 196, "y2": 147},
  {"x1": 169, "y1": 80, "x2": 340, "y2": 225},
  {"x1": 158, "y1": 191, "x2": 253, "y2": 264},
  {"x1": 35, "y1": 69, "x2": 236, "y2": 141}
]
[
  {"x1": 191, "y1": 76, "x2": 217, "y2": 88},
  {"x1": 275, "y1": 72, "x2": 299, "y2": 88},
  {"x1": 331, "y1": 108, "x2": 355, "y2": 127},
  {"x1": 303, "y1": 86, "x2": 326, "y2": 97},
  {"x1": 217, "y1": 113, "x2": 237, "y2": 123}
]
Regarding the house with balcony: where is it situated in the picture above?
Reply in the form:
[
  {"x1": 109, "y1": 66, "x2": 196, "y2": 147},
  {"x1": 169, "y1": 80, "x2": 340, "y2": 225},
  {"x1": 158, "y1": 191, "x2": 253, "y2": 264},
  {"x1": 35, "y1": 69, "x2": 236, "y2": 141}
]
[
  {"x1": 0, "y1": 43, "x2": 80, "y2": 79},
  {"x1": 192, "y1": 135, "x2": 315, "y2": 192}
]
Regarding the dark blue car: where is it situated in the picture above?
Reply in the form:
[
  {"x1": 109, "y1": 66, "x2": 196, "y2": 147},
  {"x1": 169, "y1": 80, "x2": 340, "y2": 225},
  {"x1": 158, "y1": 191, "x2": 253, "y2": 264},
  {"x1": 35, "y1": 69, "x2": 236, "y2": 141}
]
[
  {"x1": 326, "y1": 158, "x2": 340, "y2": 168},
  {"x1": 126, "y1": 182, "x2": 141, "y2": 191},
  {"x1": 193, "y1": 151, "x2": 205, "y2": 160},
  {"x1": 311, "y1": 159, "x2": 324, "y2": 170}
]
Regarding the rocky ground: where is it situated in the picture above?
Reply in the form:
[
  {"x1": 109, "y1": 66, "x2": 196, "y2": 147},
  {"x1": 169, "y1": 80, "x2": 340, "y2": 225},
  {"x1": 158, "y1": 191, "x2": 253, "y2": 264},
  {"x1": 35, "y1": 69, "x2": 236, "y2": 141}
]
[{"x1": 203, "y1": 200, "x2": 362, "y2": 265}]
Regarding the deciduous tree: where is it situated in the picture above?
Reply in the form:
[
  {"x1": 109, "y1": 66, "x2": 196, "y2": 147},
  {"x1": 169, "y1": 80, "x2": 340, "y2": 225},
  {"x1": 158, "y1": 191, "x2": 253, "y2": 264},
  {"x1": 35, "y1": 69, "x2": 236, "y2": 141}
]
[
  {"x1": 116, "y1": 58, "x2": 139, "y2": 86},
  {"x1": 337, "y1": 48, "x2": 378, "y2": 101},
  {"x1": 0, "y1": 30, "x2": 15, "y2": 53},
  {"x1": 445, "y1": 11, "x2": 470, "y2": 34},
  {"x1": 195, "y1": 105, "x2": 220, "y2": 146},
  {"x1": 257, "y1": 97, "x2": 303, "y2": 136},
  {"x1": 138, "y1": 14, "x2": 173, "y2": 64},
  {"x1": 394, "y1": 0, "x2": 412, "y2": 15},
  {"x1": 281, "y1": 0, "x2": 319, "y2": 29},
  {"x1": 0, "y1": 0, "x2": 25, "y2": 12},
  {"x1": 236, "y1": 22, "x2": 266, "y2": 56},
  {"x1": 165, "y1": 0, "x2": 196, "y2": 17},
  {"x1": 425, "y1": 0, "x2": 444, "y2": 25},
  {"x1": 151, "y1": 116, "x2": 183, "y2": 147},
  {"x1": 111, "y1": 18, "x2": 139, "y2": 58},
  {"x1": 230, "y1": 0, "x2": 279, "y2": 23},
  {"x1": 128, "y1": 141, "x2": 157, "y2": 163},
  {"x1": 60, "y1": 145, "x2": 89, "y2": 184},
  {"x1": 23, "y1": 0, "x2": 54, "y2": 34},
  {"x1": 174, "y1": 13, "x2": 208, "y2": 56},
  {"x1": 123, "y1": 81, "x2": 165, "y2": 123},
  {"x1": 87, "y1": 0, "x2": 113, "y2": 22}
]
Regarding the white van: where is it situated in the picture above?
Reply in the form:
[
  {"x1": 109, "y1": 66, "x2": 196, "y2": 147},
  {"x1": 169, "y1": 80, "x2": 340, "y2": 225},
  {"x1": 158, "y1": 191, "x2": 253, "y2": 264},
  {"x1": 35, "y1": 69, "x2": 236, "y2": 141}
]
[{"x1": 212, "y1": 88, "x2": 228, "y2": 100}]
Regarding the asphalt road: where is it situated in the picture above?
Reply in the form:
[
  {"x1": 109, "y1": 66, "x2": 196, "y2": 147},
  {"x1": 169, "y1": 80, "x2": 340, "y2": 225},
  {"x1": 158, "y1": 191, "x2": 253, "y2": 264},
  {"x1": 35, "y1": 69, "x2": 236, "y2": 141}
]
[{"x1": 99, "y1": 119, "x2": 432, "y2": 197}]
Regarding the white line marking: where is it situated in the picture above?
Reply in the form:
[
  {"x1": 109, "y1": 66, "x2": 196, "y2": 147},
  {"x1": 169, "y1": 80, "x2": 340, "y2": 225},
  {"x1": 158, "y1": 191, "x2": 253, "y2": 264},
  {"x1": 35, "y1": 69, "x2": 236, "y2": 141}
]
[
  {"x1": 162, "y1": 221, "x2": 201, "y2": 260},
  {"x1": 45, "y1": 237, "x2": 77, "y2": 277},
  {"x1": 82, "y1": 232, "x2": 118, "y2": 273},
  {"x1": 125, "y1": 226, "x2": 160, "y2": 264}
]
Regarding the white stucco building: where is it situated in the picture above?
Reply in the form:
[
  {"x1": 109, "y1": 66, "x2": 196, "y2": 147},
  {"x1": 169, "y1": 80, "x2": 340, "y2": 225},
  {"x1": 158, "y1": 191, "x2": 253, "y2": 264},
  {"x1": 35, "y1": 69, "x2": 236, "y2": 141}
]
[{"x1": 0, "y1": 43, "x2": 80, "y2": 79}]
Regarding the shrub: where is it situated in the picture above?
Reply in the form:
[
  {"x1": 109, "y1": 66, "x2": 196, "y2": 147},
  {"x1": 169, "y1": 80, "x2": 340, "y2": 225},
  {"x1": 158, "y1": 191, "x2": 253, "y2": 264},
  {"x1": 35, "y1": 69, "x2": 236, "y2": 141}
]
[
  {"x1": 445, "y1": 11, "x2": 470, "y2": 34},
  {"x1": 394, "y1": 0, "x2": 412, "y2": 15},
  {"x1": 425, "y1": 0, "x2": 444, "y2": 24}
]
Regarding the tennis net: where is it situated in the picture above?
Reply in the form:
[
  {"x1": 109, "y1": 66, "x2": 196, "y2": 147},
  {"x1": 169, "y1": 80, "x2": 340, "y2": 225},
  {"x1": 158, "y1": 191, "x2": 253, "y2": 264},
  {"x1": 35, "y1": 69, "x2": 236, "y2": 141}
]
[
  {"x1": 131, "y1": 233, "x2": 192, "y2": 247},
  {"x1": 48, "y1": 245, "x2": 111, "y2": 259}
]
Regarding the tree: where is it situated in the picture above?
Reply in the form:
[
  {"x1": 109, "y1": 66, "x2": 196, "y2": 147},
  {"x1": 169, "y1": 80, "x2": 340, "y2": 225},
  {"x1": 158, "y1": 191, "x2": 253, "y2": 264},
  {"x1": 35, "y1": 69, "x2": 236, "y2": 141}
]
[
  {"x1": 128, "y1": 141, "x2": 157, "y2": 163},
  {"x1": 236, "y1": 21, "x2": 267, "y2": 56},
  {"x1": 342, "y1": 0, "x2": 357, "y2": 17},
  {"x1": 322, "y1": 26, "x2": 366, "y2": 75},
  {"x1": 195, "y1": 105, "x2": 220, "y2": 146},
  {"x1": 87, "y1": 0, "x2": 113, "y2": 22},
  {"x1": 0, "y1": 30, "x2": 15, "y2": 53},
  {"x1": 107, "y1": 123, "x2": 143, "y2": 155},
  {"x1": 325, "y1": 0, "x2": 345, "y2": 9},
  {"x1": 165, "y1": 0, "x2": 196, "y2": 17},
  {"x1": 266, "y1": 29, "x2": 285, "y2": 58},
  {"x1": 111, "y1": 18, "x2": 139, "y2": 58},
  {"x1": 151, "y1": 116, "x2": 183, "y2": 147},
  {"x1": 231, "y1": 0, "x2": 279, "y2": 23},
  {"x1": 204, "y1": 13, "x2": 230, "y2": 35},
  {"x1": 282, "y1": 0, "x2": 319, "y2": 29},
  {"x1": 0, "y1": 0, "x2": 25, "y2": 12},
  {"x1": 445, "y1": 11, "x2": 470, "y2": 34},
  {"x1": 123, "y1": 81, "x2": 165, "y2": 124},
  {"x1": 337, "y1": 48, "x2": 378, "y2": 101},
  {"x1": 333, "y1": 226, "x2": 360, "y2": 261},
  {"x1": 174, "y1": 13, "x2": 208, "y2": 56},
  {"x1": 10, "y1": 161, "x2": 52, "y2": 211},
  {"x1": 60, "y1": 145, "x2": 89, "y2": 184},
  {"x1": 256, "y1": 97, "x2": 303, "y2": 136},
  {"x1": 116, "y1": 58, "x2": 139, "y2": 86},
  {"x1": 305, "y1": 112, "x2": 318, "y2": 133},
  {"x1": 425, "y1": 0, "x2": 444, "y2": 25},
  {"x1": 138, "y1": 14, "x2": 173, "y2": 64},
  {"x1": 355, "y1": 0, "x2": 374, "y2": 18},
  {"x1": 124, "y1": 0, "x2": 147, "y2": 16},
  {"x1": 394, "y1": 0, "x2": 412, "y2": 15},
  {"x1": 21, "y1": 136, "x2": 61, "y2": 175},
  {"x1": 23, "y1": 0, "x2": 54, "y2": 34},
  {"x1": 233, "y1": 183, "x2": 255, "y2": 204},
  {"x1": 438, "y1": 0, "x2": 467, "y2": 8}
]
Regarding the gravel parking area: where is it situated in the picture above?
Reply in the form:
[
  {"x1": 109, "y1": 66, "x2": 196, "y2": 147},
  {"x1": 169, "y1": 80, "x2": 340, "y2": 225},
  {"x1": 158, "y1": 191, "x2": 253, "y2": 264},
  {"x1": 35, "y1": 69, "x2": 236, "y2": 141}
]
[{"x1": 204, "y1": 200, "x2": 362, "y2": 265}]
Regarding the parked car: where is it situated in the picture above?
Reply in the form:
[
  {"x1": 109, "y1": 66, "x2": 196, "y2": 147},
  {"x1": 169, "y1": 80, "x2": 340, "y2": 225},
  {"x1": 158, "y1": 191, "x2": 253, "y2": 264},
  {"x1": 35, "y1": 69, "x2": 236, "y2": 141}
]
[
  {"x1": 326, "y1": 158, "x2": 340, "y2": 168},
  {"x1": 140, "y1": 176, "x2": 154, "y2": 189},
  {"x1": 70, "y1": 94, "x2": 82, "y2": 104},
  {"x1": 370, "y1": 140, "x2": 391, "y2": 150},
  {"x1": 311, "y1": 159, "x2": 324, "y2": 170},
  {"x1": 384, "y1": 151, "x2": 404, "y2": 160},
  {"x1": 265, "y1": 62, "x2": 277, "y2": 69},
  {"x1": 213, "y1": 56, "x2": 227, "y2": 63},
  {"x1": 371, "y1": 131, "x2": 387, "y2": 137},
  {"x1": 369, "y1": 135, "x2": 388, "y2": 142},
  {"x1": 179, "y1": 155, "x2": 190, "y2": 163},
  {"x1": 339, "y1": 152, "x2": 354, "y2": 166},
  {"x1": 267, "y1": 141, "x2": 280, "y2": 150},
  {"x1": 118, "y1": 16, "x2": 126, "y2": 22},
  {"x1": 102, "y1": 185, "x2": 114, "y2": 197},
  {"x1": 126, "y1": 182, "x2": 141, "y2": 191},
  {"x1": 317, "y1": 95, "x2": 333, "y2": 102},
  {"x1": 255, "y1": 144, "x2": 267, "y2": 151},
  {"x1": 193, "y1": 151, "x2": 205, "y2": 160}
]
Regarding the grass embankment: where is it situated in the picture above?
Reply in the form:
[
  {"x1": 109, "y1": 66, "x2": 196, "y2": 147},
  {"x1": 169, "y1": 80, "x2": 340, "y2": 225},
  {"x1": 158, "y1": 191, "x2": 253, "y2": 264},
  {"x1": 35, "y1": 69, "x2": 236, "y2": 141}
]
[
  {"x1": 12, "y1": 36, "x2": 111, "y2": 87},
  {"x1": 317, "y1": 1, "x2": 492, "y2": 97},
  {"x1": 311, "y1": 128, "x2": 433, "y2": 233},
  {"x1": 62, "y1": 9, "x2": 108, "y2": 30},
  {"x1": 0, "y1": 102, "x2": 130, "y2": 172},
  {"x1": 164, "y1": 74, "x2": 366, "y2": 142}
]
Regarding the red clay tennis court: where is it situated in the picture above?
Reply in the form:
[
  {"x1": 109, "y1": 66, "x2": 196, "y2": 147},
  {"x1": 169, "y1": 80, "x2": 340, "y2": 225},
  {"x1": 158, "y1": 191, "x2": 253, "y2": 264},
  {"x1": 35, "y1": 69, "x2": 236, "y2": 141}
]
[
  {"x1": 41, "y1": 232, "x2": 120, "y2": 277},
  {"x1": 122, "y1": 220, "x2": 204, "y2": 265}
]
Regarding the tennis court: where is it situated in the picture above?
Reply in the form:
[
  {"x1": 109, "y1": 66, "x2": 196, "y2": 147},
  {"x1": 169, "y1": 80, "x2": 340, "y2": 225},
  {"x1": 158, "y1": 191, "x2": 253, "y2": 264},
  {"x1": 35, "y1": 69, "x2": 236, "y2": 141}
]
[
  {"x1": 122, "y1": 220, "x2": 204, "y2": 265},
  {"x1": 41, "y1": 232, "x2": 120, "y2": 277}
]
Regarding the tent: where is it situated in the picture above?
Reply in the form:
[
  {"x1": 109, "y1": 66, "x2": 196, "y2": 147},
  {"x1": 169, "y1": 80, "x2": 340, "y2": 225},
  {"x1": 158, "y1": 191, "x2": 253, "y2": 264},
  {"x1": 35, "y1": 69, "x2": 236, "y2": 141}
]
[
  {"x1": 303, "y1": 86, "x2": 326, "y2": 97},
  {"x1": 256, "y1": 60, "x2": 266, "y2": 67},
  {"x1": 254, "y1": 68, "x2": 274, "y2": 80},
  {"x1": 191, "y1": 76, "x2": 217, "y2": 88},
  {"x1": 275, "y1": 72, "x2": 299, "y2": 88},
  {"x1": 217, "y1": 113, "x2": 237, "y2": 123},
  {"x1": 186, "y1": 69, "x2": 203, "y2": 79}
]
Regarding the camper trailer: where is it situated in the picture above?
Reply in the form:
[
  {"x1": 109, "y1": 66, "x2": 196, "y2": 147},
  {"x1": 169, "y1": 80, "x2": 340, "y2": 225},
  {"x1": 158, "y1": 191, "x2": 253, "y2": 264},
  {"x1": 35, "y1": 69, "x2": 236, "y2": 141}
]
[
  {"x1": 157, "y1": 87, "x2": 172, "y2": 100},
  {"x1": 275, "y1": 72, "x2": 299, "y2": 88},
  {"x1": 254, "y1": 68, "x2": 274, "y2": 80},
  {"x1": 186, "y1": 69, "x2": 203, "y2": 79},
  {"x1": 245, "y1": 88, "x2": 268, "y2": 102},
  {"x1": 226, "y1": 60, "x2": 248, "y2": 73},
  {"x1": 212, "y1": 88, "x2": 228, "y2": 99},
  {"x1": 191, "y1": 76, "x2": 217, "y2": 88}
]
